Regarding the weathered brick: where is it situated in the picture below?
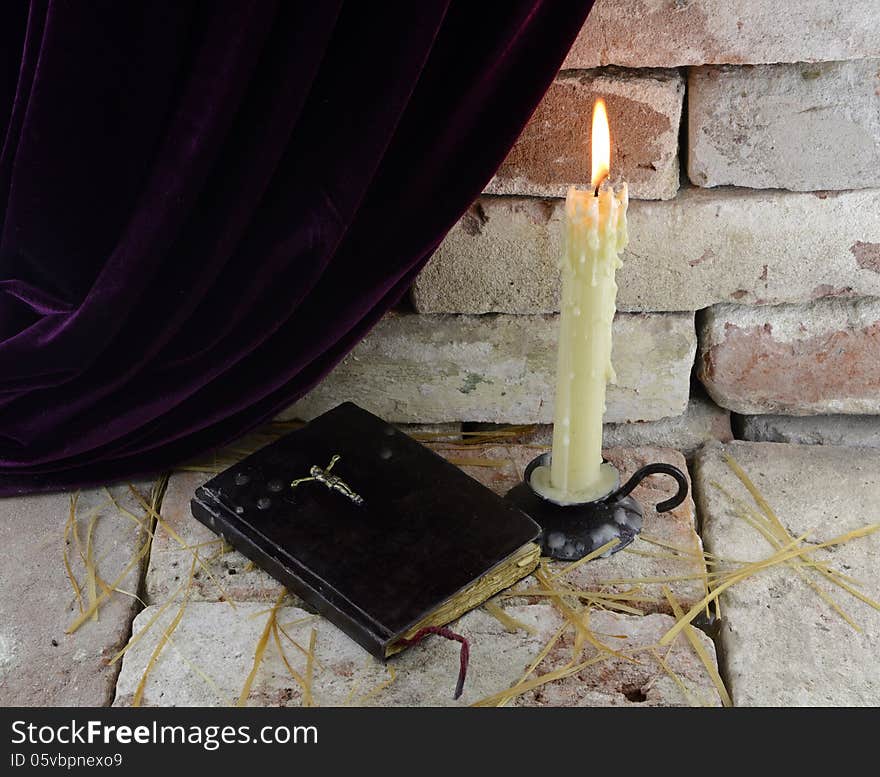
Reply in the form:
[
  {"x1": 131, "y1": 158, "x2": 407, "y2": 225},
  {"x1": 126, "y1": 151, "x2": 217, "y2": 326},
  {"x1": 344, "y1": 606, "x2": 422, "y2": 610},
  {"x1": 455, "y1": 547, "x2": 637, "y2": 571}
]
[
  {"x1": 0, "y1": 483, "x2": 154, "y2": 706},
  {"x1": 688, "y1": 60, "x2": 880, "y2": 191},
  {"x1": 114, "y1": 601, "x2": 720, "y2": 707},
  {"x1": 565, "y1": 0, "x2": 880, "y2": 68},
  {"x1": 430, "y1": 443, "x2": 707, "y2": 614},
  {"x1": 485, "y1": 70, "x2": 683, "y2": 201},
  {"x1": 698, "y1": 298, "x2": 880, "y2": 415},
  {"x1": 694, "y1": 441, "x2": 880, "y2": 706},
  {"x1": 395, "y1": 423, "x2": 462, "y2": 440},
  {"x1": 283, "y1": 312, "x2": 695, "y2": 424},
  {"x1": 506, "y1": 393, "x2": 731, "y2": 455},
  {"x1": 603, "y1": 394, "x2": 732, "y2": 454},
  {"x1": 412, "y1": 189, "x2": 880, "y2": 314},
  {"x1": 737, "y1": 414, "x2": 880, "y2": 448}
]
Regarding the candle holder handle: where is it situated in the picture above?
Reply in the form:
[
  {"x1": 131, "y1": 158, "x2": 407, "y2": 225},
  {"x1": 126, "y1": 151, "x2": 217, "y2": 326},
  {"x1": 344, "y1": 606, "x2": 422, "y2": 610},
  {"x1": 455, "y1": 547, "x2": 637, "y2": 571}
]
[{"x1": 605, "y1": 463, "x2": 688, "y2": 513}]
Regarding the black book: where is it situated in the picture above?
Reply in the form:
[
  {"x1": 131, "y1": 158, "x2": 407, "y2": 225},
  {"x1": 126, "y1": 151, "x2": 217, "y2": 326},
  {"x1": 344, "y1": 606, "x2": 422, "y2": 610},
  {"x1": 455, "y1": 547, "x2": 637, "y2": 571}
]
[{"x1": 191, "y1": 403, "x2": 541, "y2": 659}]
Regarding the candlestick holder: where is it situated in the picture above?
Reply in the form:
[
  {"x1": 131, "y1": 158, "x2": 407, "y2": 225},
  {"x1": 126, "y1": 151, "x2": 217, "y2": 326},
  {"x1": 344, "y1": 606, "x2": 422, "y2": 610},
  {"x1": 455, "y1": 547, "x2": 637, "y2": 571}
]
[{"x1": 504, "y1": 452, "x2": 689, "y2": 561}]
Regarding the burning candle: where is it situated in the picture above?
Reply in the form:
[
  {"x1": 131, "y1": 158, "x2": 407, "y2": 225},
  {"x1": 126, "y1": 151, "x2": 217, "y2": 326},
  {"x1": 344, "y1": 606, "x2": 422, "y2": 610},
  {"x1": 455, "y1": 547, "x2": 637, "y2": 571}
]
[{"x1": 531, "y1": 98, "x2": 629, "y2": 504}]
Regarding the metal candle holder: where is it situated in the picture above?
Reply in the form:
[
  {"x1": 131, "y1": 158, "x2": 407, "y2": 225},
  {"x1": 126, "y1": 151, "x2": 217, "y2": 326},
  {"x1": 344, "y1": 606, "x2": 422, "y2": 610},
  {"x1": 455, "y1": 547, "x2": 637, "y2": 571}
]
[{"x1": 504, "y1": 452, "x2": 689, "y2": 561}]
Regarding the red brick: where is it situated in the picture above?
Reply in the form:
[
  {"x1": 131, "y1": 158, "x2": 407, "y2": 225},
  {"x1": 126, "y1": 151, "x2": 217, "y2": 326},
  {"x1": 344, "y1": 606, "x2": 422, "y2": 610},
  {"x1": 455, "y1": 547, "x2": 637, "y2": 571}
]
[
  {"x1": 485, "y1": 70, "x2": 683, "y2": 201},
  {"x1": 699, "y1": 299, "x2": 880, "y2": 415}
]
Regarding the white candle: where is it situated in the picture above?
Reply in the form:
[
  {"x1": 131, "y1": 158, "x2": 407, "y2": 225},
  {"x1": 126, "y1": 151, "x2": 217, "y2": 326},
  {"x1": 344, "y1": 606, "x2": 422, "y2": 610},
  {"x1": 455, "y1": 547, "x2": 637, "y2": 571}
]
[{"x1": 531, "y1": 99, "x2": 628, "y2": 504}]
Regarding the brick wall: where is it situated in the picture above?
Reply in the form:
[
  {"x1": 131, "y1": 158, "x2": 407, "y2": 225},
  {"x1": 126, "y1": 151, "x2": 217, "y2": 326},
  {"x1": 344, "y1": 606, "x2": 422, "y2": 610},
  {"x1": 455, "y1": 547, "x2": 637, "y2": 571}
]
[{"x1": 288, "y1": 0, "x2": 880, "y2": 438}]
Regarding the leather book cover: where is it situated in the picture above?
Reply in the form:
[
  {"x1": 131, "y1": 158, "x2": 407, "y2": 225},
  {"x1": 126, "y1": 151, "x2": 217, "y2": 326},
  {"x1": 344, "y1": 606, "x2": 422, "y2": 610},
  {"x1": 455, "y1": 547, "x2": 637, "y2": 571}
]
[{"x1": 190, "y1": 402, "x2": 541, "y2": 659}]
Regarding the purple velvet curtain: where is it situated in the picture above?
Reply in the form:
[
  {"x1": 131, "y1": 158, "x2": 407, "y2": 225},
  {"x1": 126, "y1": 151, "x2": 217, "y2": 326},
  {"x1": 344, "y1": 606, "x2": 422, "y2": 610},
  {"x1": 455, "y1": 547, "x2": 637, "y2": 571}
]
[{"x1": 0, "y1": 1, "x2": 593, "y2": 496}]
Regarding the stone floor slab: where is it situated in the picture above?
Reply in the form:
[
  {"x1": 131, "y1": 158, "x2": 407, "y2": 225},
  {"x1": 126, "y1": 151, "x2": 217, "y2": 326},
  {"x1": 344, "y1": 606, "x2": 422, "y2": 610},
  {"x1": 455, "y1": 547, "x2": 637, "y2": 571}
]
[
  {"x1": 113, "y1": 601, "x2": 720, "y2": 707},
  {"x1": 694, "y1": 441, "x2": 880, "y2": 706},
  {"x1": 145, "y1": 471, "x2": 294, "y2": 605},
  {"x1": 513, "y1": 610, "x2": 722, "y2": 707},
  {"x1": 0, "y1": 482, "x2": 155, "y2": 706}
]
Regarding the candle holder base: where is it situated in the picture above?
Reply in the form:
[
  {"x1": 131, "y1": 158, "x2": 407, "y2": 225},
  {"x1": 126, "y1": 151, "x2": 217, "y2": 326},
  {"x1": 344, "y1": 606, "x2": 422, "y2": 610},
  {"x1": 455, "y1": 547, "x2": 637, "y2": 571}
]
[{"x1": 504, "y1": 452, "x2": 689, "y2": 562}]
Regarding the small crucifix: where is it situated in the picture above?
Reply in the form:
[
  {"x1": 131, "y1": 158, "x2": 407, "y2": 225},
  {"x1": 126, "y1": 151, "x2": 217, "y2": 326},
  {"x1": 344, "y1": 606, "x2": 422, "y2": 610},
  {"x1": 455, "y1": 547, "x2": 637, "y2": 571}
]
[{"x1": 290, "y1": 454, "x2": 365, "y2": 506}]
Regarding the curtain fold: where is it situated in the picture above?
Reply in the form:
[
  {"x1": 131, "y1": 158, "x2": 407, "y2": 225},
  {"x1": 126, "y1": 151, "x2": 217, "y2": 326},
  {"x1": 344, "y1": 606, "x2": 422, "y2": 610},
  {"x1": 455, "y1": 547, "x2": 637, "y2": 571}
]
[{"x1": 0, "y1": 0, "x2": 593, "y2": 496}]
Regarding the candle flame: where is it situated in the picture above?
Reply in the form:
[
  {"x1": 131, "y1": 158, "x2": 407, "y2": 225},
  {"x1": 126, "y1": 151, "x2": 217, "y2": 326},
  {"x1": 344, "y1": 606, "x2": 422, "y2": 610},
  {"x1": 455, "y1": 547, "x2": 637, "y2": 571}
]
[{"x1": 591, "y1": 98, "x2": 610, "y2": 191}]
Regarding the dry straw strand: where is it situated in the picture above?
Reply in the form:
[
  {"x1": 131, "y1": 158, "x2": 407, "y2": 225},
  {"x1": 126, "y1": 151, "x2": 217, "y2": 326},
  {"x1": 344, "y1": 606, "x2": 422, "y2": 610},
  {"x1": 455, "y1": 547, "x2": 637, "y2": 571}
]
[
  {"x1": 662, "y1": 586, "x2": 732, "y2": 707},
  {"x1": 237, "y1": 589, "x2": 286, "y2": 707}
]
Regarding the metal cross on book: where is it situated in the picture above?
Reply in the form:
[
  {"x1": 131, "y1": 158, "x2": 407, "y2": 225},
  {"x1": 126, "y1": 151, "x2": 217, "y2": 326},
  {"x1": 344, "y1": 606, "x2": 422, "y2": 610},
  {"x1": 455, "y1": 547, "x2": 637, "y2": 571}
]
[{"x1": 290, "y1": 454, "x2": 365, "y2": 506}]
